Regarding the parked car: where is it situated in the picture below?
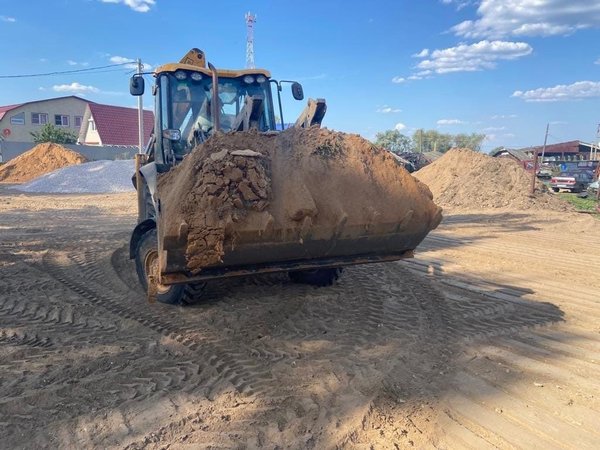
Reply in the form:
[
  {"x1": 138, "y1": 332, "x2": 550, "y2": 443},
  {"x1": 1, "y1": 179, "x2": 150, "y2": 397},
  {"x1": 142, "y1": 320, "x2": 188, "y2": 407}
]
[
  {"x1": 536, "y1": 167, "x2": 553, "y2": 179},
  {"x1": 550, "y1": 172, "x2": 594, "y2": 193}
]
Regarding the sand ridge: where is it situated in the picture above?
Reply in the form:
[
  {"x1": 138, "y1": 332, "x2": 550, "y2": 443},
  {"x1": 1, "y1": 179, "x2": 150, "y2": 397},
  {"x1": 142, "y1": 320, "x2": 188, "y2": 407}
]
[
  {"x1": 0, "y1": 143, "x2": 87, "y2": 183},
  {"x1": 414, "y1": 148, "x2": 570, "y2": 211}
]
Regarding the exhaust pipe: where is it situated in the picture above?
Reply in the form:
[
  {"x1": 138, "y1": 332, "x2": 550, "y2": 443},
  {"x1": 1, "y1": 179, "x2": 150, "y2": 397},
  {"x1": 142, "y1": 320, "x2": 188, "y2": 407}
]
[{"x1": 207, "y1": 62, "x2": 220, "y2": 132}]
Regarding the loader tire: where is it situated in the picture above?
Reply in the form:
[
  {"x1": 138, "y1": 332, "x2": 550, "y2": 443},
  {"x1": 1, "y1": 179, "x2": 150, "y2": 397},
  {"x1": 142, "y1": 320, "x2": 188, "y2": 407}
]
[
  {"x1": 288, "y1": 268, "x2": 343, "y2": 287},
  {"x1": 134, "y1": 229, "x2": 204, "y2": 305}
]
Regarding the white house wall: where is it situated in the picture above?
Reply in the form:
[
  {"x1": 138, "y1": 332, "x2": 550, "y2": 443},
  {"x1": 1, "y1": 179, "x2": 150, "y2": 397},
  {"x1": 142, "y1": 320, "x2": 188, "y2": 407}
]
[{"x1": 0, "y1": 97, "x2": 89, "y2": 143}]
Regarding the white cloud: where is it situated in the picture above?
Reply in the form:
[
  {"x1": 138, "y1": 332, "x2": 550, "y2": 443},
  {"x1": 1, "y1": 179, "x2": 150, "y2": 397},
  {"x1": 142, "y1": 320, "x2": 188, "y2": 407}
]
[
  {"x1": 52, "y1": 82, "x2": 100, "y2": 94},
  {"x1": 417, "y1": 40, "x2": 532, "y2": 74},
  {"x1": 595, "y1": 58, "x2": 600, "y2": 65},
  {"x1": 395, "y1": 122, "x2": 407, "y2": 131},
  {"x1": 100, "y1": 0, "x2": 155, "y2": 13},
  {"x1": 512, "y1": 81, "x2": 600, "y2": 102},
  {"x1": 0, "y1": 15, "x2": 16, "y2": 22},
  {"x1": 391, "y1": 70, "x2": 433, "y2": 84},
  {"x1": 437, "y1": 119, "x2": 466, "y2": 125},
  {"x1": 441, "y1": 0, "x2": 475, "y2": 10},
  {"x1": 451, "y1": 0, "x2": 600, "y2": 39},
  {"x1": 109, "y1": 55, "x2": 152, "y2": 71},
  {"x1": 66, "y1": 60, "x2": 89, "y2": 67},
  {"x1": 482, "y1": 126, "x2": 506, "y2": 131},
  {"x1": 110, "y1": 55, "x2": 136, "y2": 65},
  {"x1": 491, "y1": 114, "x2": 517, "y2": 119},
  {"x1": 550, "y1": 120, "x2": 567, "y2": 125},
  {"x1": 376, "y1": 105, "x2": 402, "y2": 113},
  {"x1": 412, "y1": 49, "x2": 429, "y2": 58}
]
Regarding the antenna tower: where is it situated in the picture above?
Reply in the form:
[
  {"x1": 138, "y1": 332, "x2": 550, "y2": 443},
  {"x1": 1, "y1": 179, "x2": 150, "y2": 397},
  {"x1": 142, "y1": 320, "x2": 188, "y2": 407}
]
[{"x1": 245, "y1": 12, "x2": 256, "y2": 69}]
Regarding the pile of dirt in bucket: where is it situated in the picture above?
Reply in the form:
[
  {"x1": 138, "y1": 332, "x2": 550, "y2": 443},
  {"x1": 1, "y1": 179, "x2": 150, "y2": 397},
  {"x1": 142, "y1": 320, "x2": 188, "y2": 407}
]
[
  {"x1": 414, "y1": 148, "x2": 570, "y2": 212},
  {"x1": 0, "y1": 143, "x2": 87, "y2": 183},
  {"x1": 157, "y1": 127, "x2": 443, "y2": 273}
]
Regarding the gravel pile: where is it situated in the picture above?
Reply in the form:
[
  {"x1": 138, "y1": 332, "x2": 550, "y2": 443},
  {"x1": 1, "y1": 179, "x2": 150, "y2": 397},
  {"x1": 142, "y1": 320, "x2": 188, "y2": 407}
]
[{"x1": 15, "y1": 160, "x2": 135, "y2": 194}]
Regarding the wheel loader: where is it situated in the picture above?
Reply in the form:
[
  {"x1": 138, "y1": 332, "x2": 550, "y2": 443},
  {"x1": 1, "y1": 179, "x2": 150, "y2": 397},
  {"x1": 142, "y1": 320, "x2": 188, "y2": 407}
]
[{"x1": 129, "y1": 48, "x2": 441, "y2": 305}]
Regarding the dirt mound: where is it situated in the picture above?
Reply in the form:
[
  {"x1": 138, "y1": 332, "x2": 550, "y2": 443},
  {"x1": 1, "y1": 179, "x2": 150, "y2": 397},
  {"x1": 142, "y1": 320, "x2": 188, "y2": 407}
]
[
  {"x1": 0, "y1": 143, "x2": 87, "y2": 183},
  {"x1": 414, "y1": 148, "x2": 570, "y2": 211},
  {"x1": 158, "y1": 127, "x2": 442, "y2": 273}
]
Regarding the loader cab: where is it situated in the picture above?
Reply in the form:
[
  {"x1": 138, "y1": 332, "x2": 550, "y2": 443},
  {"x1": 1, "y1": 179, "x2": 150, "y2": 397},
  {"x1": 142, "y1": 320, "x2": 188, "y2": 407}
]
[{"x1": 152, "y1": 68, "x2": 277, "y2": 165}]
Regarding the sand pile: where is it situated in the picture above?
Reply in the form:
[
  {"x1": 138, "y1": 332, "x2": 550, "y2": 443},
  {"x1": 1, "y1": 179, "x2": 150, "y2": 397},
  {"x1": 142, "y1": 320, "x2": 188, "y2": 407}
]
[
  {"x1": 16, "y1": 160, "x2": 135, "y2": 194},
  {"x1": 0, "y1": 143, "x2": 87, "y2": 183},
  {"x1": 414, "y1": 148, "x2": 570, "y2": 211},
  {"x1": 158, "y1": 127, "x2": 442, "y2": 274}
]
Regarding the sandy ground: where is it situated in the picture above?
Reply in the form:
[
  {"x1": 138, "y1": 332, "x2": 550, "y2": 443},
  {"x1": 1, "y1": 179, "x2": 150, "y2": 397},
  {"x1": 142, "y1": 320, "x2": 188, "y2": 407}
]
[{"x1": 0, "y1": 186, "x2": 599, "y2": 448}]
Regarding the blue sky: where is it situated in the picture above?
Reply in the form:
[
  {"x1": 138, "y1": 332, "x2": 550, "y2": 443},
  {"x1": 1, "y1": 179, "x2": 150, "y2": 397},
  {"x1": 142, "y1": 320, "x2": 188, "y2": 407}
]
[{"x1": 1, "y1": 0, "x2": 599, "y2": 151}]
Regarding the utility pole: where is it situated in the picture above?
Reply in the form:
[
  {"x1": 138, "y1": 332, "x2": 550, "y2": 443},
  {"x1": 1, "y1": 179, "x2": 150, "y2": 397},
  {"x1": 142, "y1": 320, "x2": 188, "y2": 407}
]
[
  {"x1": 245, "y1": 12, "x2": 256, "y2": 69},
  {"x1": 596, "y1": 123, "x2": 600, "y2": 201},
  {"x1": 531, "y1": 124, "x2": 549, "y2": 195},
  {"x1": 137, "y1": 58, "x2": 144, "y2": 154},
  {"x1": 540, "y1": 122, "x2": 549, "y2": 164},
  {"x1": 419, "y1": 129, "x2": 423, "y2": 153}
]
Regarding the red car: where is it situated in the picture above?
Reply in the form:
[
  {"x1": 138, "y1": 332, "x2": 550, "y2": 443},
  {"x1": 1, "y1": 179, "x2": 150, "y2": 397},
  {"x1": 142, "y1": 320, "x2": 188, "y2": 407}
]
[{"x1": 550, "y1": 172, "x2": 594, "y2": 193}]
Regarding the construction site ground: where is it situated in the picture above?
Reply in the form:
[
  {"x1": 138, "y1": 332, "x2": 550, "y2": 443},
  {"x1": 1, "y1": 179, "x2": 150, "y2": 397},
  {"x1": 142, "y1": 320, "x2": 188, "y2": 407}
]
[{"x1": 1, "y1": 185, "x2": 598, "y2": 449}]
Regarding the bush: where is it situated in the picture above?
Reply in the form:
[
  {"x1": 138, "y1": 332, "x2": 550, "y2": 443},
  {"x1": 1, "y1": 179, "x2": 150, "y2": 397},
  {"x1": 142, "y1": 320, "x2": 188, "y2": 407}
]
[{"x1": 30, "y1": 124, "x2": 78, "y2": 145}]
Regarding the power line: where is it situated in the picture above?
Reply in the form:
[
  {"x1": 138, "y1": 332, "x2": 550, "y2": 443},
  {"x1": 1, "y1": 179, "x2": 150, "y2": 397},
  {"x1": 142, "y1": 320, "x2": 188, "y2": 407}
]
[{"x1": 0, "y1": 62, "x2": 133, "y2": 79}]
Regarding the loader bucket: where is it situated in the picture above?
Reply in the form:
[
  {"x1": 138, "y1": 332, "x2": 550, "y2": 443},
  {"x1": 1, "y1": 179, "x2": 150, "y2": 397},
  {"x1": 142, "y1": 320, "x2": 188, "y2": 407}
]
[{"x1": 155, "y1": 128, "x2": 442, "y2": 284}]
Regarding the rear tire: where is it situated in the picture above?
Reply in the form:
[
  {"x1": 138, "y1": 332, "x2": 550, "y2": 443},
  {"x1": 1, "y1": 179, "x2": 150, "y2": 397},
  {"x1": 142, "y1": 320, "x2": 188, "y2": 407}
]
[
  {"x1": 552, "y1": 187, "x2": 559, "y2": 193},
  {"x1": 134, "y1": 229, "x2": 204, "y2": 305},
  {"x1": 288, "y1": 268, "x2": 343, "y2": 287}
]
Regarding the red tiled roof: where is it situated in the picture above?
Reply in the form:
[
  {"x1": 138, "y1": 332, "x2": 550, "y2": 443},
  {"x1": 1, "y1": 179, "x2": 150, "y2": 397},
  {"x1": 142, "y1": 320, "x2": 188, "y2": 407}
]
[
  {"x1": 89, "y1": 103, "x2": 154, "y2": 146},
  {"x1": 0, "y1": 103, "x2": 24, "y2": 121}
]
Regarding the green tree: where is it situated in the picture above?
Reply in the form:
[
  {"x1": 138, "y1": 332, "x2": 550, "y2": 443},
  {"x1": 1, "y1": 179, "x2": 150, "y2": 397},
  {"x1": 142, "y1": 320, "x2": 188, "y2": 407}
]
[
  {"x1": 374, "y1": 130, "x2": 414, "y2": 153},
  {"x1": 453, "y1": 133, "x2": 486, "y2": 151},
  {"x1": 412, "y1": 129, "x2": 453, "y2": 153},
  {"x1": 30, "y1": 124, "x2": 78, "y2": 144}
]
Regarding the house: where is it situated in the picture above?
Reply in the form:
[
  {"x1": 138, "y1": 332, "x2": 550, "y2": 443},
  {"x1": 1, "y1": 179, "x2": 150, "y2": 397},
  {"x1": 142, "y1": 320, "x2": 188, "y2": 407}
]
[
  {"x1": 490, "y1": 147, "x2": 530, "y2": 164},
  {"x1": 493, "y1": 141, "x2": 600, "y2": 174},
  {"x1": 521, "y1": 140, "x2": 598, "y2": 161},
  {"x1": 78, "y1": 103, "x2": 154, "y2": 147},
  {"x1": 0, "y1": 96, "x2": 90, "y2": 143}
]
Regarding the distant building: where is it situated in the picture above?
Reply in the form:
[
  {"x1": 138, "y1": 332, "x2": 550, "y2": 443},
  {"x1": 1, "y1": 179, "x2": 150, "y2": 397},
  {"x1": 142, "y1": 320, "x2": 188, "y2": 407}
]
[
  {"x1": 78, "y1": 103, "x2": 154, "y2": 147},
  {"x1": 493, "y1": 141, "x2": 600, "y2": 173},
  {"x1": 0, "y1": 96, "x2": 90, "y2": 143},
  {"x1": 522, "y1": 140, "x2": 597, "y2": 161}
]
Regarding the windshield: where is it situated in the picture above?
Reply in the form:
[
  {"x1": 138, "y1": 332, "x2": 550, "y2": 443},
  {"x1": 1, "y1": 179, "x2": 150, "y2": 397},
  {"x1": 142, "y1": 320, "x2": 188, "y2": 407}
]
[{"x1": 161, "y1": 72, "x2": 275, "y2": 156}]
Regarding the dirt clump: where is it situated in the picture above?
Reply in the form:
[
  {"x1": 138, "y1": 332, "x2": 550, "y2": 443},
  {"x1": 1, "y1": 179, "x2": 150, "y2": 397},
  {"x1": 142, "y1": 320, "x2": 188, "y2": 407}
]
[
  {"x1": 414, "y1": 148, "x2": 570, "y2": 212},
  {"x1": 0, "y1": 143, "x2": 87, "y2": 183},
  {"x1": 158, "y1": 127, "x2": 442, "y2": 274}
]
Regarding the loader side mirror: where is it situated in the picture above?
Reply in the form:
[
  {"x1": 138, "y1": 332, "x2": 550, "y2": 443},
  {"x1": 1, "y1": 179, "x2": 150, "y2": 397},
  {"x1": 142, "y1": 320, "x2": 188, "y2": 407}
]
[
  {"x1": 130, "y1": 75, "x2": 145, "y2": 96},
  {"x1": 291, "y1": 82, "x2": 304, "y2": 101}
]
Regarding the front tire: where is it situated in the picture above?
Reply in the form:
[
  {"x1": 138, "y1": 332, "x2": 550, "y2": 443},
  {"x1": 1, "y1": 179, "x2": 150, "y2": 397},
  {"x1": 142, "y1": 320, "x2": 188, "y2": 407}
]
[
  {"x1": 288, "y1": 268, "x2": 343, "y2": 286},
  {"x1": 134, "y1": 229, "x2": 203, "y2": 305}
]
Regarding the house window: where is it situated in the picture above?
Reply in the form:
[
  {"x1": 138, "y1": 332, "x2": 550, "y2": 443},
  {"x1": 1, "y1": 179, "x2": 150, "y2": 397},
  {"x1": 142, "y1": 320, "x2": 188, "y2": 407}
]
[
  {"x1": 74, "y1": 116, "x2": 83, "y2": 128},
  {"x1": 55, "y1": 115, "x2": 69, "y2": 127},
  {"x1": 10, "y1": 112, "x2": 25, "y2": 125},
  {"x1": 89, "y1": 118, "x2": 96, "y2": 131},
  {"x1": 32, "y1": 113, "x2": 49, "y2": 125}
]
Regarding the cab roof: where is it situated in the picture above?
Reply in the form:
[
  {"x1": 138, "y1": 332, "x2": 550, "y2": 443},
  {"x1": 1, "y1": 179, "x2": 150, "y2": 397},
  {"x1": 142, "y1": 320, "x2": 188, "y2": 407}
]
[{"x1": 155, "y1": 63, "x2": 271, "y2": 79}]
